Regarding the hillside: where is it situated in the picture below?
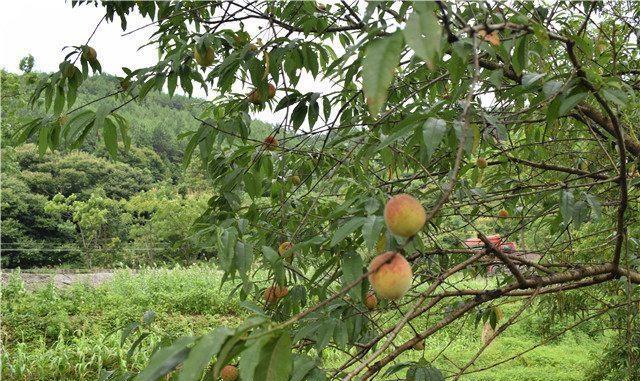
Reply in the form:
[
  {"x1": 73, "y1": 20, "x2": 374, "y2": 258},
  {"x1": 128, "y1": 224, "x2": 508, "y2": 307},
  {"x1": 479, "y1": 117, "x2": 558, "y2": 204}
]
[{"x1": 0, "y1": 70, "x2": 274, "y2": 268}]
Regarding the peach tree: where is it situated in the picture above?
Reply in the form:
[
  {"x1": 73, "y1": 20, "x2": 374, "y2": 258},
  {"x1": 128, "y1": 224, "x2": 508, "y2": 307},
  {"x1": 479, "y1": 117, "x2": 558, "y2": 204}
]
[{"x1": 16, "y1": 1, "x2": 640, "y2": 380}]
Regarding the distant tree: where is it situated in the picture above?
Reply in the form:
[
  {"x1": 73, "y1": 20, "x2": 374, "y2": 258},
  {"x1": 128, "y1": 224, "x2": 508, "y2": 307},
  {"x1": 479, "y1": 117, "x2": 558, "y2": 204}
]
[
  {"x1": 18, "y1": 54, "x2": 34, "y2": 73},
  {"x1": 44, "y1": 192, "x2": 123, "y2": 268}
]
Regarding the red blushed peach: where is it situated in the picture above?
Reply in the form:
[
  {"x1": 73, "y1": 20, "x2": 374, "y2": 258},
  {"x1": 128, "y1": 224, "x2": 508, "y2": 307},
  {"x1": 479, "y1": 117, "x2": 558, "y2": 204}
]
[
  {"x1": 264, "y1": 285, "x2": 287, "y2": 306},
  {"x1": 384, "y1": 194, "x2": 426, "y2": 238},
  {"x1": 220, "y1": 365, "x2": 238, "y2": 381},
  {"x1": 364, "y1": 291, "x2": 378, "y2": 310},
  {"x1": 368, "y1": 251, "x2": 413, "y2": 300}
]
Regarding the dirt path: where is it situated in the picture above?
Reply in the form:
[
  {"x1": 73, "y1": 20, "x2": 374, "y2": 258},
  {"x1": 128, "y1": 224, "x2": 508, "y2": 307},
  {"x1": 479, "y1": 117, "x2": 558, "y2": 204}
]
[{"x1": 2, "y1": 270, "x2": 118, "y2": 289}]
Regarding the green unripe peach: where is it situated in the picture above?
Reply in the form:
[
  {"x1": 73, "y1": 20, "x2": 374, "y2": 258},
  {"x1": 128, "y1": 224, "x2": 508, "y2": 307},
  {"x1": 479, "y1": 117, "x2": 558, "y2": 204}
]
[
  {"x1": 194, "y1": 45, "x2": 215, "y2": 67},
  {"x1": 82, "y1": 46, "x2": 97, "y2": 62}
]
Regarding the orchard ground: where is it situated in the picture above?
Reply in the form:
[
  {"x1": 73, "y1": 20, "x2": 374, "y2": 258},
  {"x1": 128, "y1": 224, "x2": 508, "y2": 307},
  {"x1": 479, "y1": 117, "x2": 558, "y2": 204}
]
[{"x1": 2, "y1": 265, "x2": 606, "y2": 381}]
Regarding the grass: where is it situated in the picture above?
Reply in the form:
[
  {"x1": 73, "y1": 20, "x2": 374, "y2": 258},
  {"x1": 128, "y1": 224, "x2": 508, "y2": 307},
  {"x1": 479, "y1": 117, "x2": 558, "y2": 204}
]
[{"x1": 1, "y1": 265, "x2": 610, "y2": 380}]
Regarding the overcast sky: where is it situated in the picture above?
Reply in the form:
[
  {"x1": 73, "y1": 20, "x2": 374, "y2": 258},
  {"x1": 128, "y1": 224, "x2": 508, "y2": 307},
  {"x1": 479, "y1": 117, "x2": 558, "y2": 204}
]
[{"x1": 1, "y1": 1, "x2": 345, "y2": 125}]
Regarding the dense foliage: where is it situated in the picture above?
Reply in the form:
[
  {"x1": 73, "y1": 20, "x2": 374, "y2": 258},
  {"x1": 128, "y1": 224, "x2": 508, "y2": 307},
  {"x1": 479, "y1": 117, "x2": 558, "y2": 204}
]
[{"x1": 6, "y1": 1, "x2": 640, "y2": 380}]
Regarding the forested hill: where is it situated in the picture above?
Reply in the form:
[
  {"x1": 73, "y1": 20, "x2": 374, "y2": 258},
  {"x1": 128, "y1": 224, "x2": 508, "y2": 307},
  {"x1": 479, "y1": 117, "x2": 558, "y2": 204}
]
[{"x1": 1, "y1": 70, "x2": 274, "y2": 268}]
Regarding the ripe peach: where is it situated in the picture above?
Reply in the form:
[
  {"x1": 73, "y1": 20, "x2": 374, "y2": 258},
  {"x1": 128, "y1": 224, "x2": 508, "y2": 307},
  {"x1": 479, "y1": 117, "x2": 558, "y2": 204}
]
[
  {"x1": 274, "y1": 285, "x2": 289, "y2": 298},
  {"x1": 384, "y1": 194, "x2": 426, "y2": 238},
  {"x1": 364, "y1": 291, "x2": 378, "y2": 310},
  {"x1": 368, "y1": 252, "x2": 413, "y2": 300},
  {"x1": 247, "y1": 83, "x2": 276, "y2": 104},
  {"x1": 267, "y1": 83, "x2": 276, "y2": 99},
  {"x1": 220, "y1": 365, "x2": 238, "y2": 381},
  {"x1": 498, "y1": 209, "x2": 509, "y2": 218},
  {"x1": 263, "y1": 136, "x2": 279, "y2": 151},
  {"x1": 263, "y1": 286, "x2": 279, "y2": 305},
  {"x1": 476, "y1": 157, "x2": 488, "y2": 169}
]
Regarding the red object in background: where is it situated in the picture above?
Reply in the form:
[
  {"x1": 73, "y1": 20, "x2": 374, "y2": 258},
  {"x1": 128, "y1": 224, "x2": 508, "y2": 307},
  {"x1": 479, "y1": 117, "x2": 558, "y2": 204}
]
[
  {"x1": 463, "y1": 235, "x2": 517, "y2": 253},
  {"x1": 463, "y1": 235, "x2": 520, "y2": 274},
  {"x1": 463, "y1": 234, "x2": 503, "y2": 248}
]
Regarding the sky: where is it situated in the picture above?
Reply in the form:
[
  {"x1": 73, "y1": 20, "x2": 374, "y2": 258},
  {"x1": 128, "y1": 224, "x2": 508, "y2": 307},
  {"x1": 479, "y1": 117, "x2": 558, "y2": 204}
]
[{"x1": 0, "y1": 1, "x2": 337, "y2": 125}]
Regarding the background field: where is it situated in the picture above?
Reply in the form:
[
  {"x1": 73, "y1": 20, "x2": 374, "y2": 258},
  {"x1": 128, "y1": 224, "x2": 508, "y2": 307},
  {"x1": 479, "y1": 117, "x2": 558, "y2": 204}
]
[{"x1": 2, "y1": 266, "x2": 609, "y2": 381}]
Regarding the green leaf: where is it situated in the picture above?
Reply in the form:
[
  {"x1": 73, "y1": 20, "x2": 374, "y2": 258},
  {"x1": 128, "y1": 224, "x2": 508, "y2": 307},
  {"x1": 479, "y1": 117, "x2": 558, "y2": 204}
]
[
  {"x1": 543, "y1": 80, "x2": 563, "y2": 97},
  {"x1": 134, "y1": 337, "x2": 194, "y2": 381},
  {"x1": 585, "y1": 193, "x2": 602, "y2": 221},
  {"x1": 291, "y1": 102, "x2": 308, "y2": 131},
  {"x1": 38, "y1": 125, "x2": 49, "y2": 155},
  {"x1": 331, "y1": 217, "x2": 366, "y2": 247},
  {"x1": 422, "y1": 118, "x2": 447, "y2": 157},
  {"x1": 572, "y1": 200, "x2": 590, "y2": 230},
  {"x1": 168, "y1": 71, "x2": 178, "y2": 97},
  {"x1": 362, "y1": 31, "x2": 404, "y2": 117},
  {"x1": 341, "y1": 251, "x2": 364, "y2": 300},
  {"x1": 522, "y1": 73, "x2": 544, "y2": 88},
  {"x1": 256, "y1": 332, "x2": 293, "y2": 381},
  {"x1": 375, "y1": 121, "x2": 417, "y2": 152},
  {"x1": 362, "y1": 215, "x2": 384, "y2": 252},
  {"x1": 403, "y1": 2, "x2": 441, "y2": 69},
  {"x1": 512, "y1": 35, "x2": 528, "y2": 75},
  {"x1": 406, "y1": 365, "x2": 445, "y2": 381},
  {"x1": 560, "y1": 189, "x2": 575, "y2": 226},
  {"x1": 314, "y1": 320, "x2": 336, "y2": 352},
  {"x1": 291, "y1": 354, "x2": 317, "y2": 381},
  {"x1": 244, "y1": 172, "x2": 262, "y2": 198},
  {"x1": 558, "y1": 91, "x2": 588, "y2": 116},
  {"x1": 601, "y1": 88, "x2": 627, "y2": 107},
  {"x1": 239, "y1": 335, "x2": 271, "y2": 381},
  {"x1": 103, "y1": 117, "x2": 118, "y2": 158},
  {"x1": 93, "y1": 103, "x2": 110, "y2": 132},
  {"x1": 53, "y1": 85, "x2": 65, "y2": 114},
  {"x1": 178, "y1": 328, "x2": 234, "y2": 381}
]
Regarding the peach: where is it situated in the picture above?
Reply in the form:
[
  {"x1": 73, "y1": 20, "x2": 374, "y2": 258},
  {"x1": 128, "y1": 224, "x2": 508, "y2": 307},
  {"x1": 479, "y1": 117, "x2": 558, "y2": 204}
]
[
  {"x1": 476, "y1": 157, "x2": 487, "y2": 169},
  {"x1": 263, "y1": 136, "x2": 279, "y2": 151},
  {"x1": 368, "y1": 252, "x2": 412, "y2": 300},
  {"x1": 498, "y1": 209, "x2": 509, "y2": 218},
  {"x1": 263, "y1": 286, "x2": 278, "y2": 306},
  {"x1": 267, "y1": 83, "x2": 276, "y2": 99},
  {"x1": 384, "y1": 194, "x2": 426, "y2": 238},
  {"x1": 220, "y1": 365, "x2": 238, "y2": 381},
  {"x1": 264, "y1": 285, "x2": 289, "y2": 306},
  {"x1": 194, "y1": 45, "x2": 215, "y2": 67},
  {"x1": 248, "y1": 83, "x2": 276, "y2": 104},
  {"x1": 290, "y1": 175, "x2": 301, "y2": 186},
  {"x1": 278, "y1": 241, "x2": 294, "y2": 263},
  {"x1": 82, "y1": 46, "x2": 97, "y2": 62},
  {"x1": 364, "y1": 291, "x2": 378, "y2": 310}
]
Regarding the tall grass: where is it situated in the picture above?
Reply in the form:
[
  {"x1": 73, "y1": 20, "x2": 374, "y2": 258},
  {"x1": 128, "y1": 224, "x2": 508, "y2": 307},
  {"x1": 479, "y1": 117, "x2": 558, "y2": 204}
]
[{"x1": 2, "y1": 266, "x2": 610, "y2": 380}]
